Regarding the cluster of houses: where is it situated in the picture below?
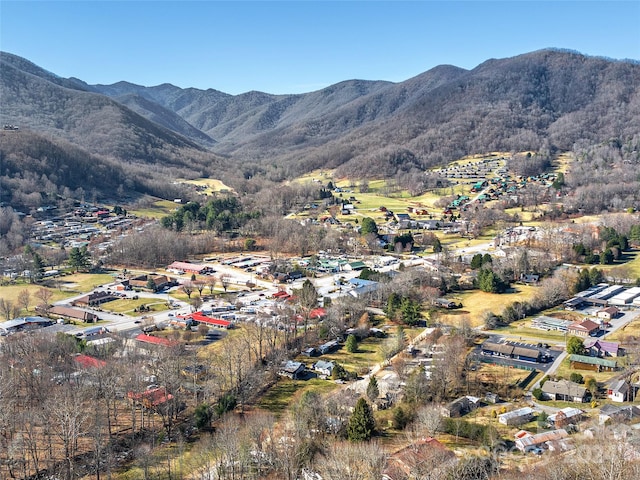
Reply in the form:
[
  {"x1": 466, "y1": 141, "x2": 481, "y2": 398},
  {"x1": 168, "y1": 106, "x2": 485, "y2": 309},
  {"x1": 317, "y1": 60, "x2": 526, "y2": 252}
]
[{"x1": 29, "y1": 204, "x2": 141, "y2": 249}]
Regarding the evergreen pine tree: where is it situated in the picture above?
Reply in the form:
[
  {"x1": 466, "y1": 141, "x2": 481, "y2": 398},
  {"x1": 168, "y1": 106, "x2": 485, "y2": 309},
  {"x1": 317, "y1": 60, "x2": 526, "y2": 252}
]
[
  {"x1": 347, "y1": 398, "x2": 375, "y2": 441},
  {"x1": 345, "y1": 334, "x2": 358, "y2": 353},
  {"x1": 366, "y1": 376, "x2": 380, "y2": 403}
]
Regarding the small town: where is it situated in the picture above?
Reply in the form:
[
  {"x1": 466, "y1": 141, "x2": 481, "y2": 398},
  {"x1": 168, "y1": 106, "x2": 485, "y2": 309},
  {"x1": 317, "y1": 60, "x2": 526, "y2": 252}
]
[{"x1": 2, "y1": 152, "x2": 640, "y2": 479}]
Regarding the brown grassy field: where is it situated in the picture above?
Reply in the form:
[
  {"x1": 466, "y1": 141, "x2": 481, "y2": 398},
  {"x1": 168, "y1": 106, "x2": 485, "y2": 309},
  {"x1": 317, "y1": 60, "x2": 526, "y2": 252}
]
[{"x1": 434, "y1": 285, "x2": 539, "y2": 328}]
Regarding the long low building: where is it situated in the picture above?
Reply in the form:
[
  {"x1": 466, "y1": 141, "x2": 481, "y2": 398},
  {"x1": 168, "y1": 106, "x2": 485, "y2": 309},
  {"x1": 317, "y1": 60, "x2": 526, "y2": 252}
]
[
  {"x1": 609, "y1": 287, "x2": 640, "y2": 306},
  {"x1": 0, "y1": 316, "x2": 54, "y2": 335},
  {"x1": 49, "y1": 305, "x2": 99, "y2": 322},
  {"x1": 531, "y1": 316, "x2": 572, "y2": 331},
  {"x1": 499, "y1": 407, "x2": 535, "y2": 426},
  {"x1": 481, "y1": 341, "x2": 541, "y2": 362},
  {"x1": 182, "y1": 312, "x2": 233, "y2": 329},
  {"x1": 569, "y1": 354, "x2": 617, "y2": 372}
]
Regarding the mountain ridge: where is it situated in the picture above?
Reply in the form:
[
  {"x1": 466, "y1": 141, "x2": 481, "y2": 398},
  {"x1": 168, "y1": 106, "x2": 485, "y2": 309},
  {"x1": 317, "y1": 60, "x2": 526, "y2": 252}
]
[{"x1": 1, "y1": 48, "x2": 639, "y2": 208}]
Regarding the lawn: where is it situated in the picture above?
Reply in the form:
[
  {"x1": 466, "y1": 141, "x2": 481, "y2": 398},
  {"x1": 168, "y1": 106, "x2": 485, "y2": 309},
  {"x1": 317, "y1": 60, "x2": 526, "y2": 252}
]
[
  {"x1": 100, "y1": 297, "x2": 169, "y2": 316},
  {"x1": 0, "y1": 272, "x2": 115, "y2": 306},
  {"x1": 257, "y1": 378, "x2": 339, "y2": 416},
  {"x1": 434, "y1": 286, "x2": 539, "y2": 328},
  {"x1": 56, "y1": 272, "x2": 116, "y2": 292},
  {"x1": 600, "y1": 249, "x2": 640, "y2": 279},
  {"x1": 312, "y1": 336, "x2": 387, "y2": 374}
]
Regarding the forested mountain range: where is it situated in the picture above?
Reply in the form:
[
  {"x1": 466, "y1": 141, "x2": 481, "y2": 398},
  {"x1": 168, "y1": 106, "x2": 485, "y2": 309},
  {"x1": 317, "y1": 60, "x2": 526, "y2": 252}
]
[{"x1": 1, "y1": 49, "x2": 639, "y2": 209}]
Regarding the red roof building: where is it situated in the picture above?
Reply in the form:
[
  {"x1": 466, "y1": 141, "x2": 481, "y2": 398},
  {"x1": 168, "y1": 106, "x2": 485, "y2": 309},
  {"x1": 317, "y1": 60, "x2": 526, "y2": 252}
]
[
  {"x1": 166, "y1": 261, "x2": 209, "y2": 274},
  {"x1": 74, "y1": 354, "x2": 106, "y2": 369},
  {"x1": 185, "y1": 312, "x2": 232, "y2": 329},
  {"x1": 310, "y1": 307, "x2": 327, "y2": 319},
  {"x1": 567, "y1": 319, "x2": 600, "y2": 337},
  {"x1": 127, "y1": 387, "x2": 173, "y2": 409},
  {"x1": 135, "y1": 333, "x2": 178, "y2": 347}
]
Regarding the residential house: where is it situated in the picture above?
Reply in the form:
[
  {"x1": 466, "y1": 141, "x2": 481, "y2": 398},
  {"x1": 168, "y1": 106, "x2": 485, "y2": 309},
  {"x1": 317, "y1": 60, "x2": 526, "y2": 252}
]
[
  {"x1": 135, "y1": 333, "x2": 178, "y2": 348},
  {"x1": 319, "y1": 340, "x2": 340, "y2": 355},
  {"x1": 567, "y1": 319, "x2": 600, "y2": 337},
  {"x1": 301, "y1": 347, "x2": 319, "y2": 357},
  {"x1": 347, "y1": 278, "x2": 379, "y2": 298},
  {"x1": 541, "y1": 380, "x2": 588, "y2": 403},
  {"x1": 548, "y1": 407, "x2": 583, "y2": 427},
  {"x1": 441, "y1": 396, "x2": 481, "y2": 418},
  {"x1": 515, "y1": 429, "x2": 569, "y2": 453},
  {"x1": 608, "y1": 379, "x2": 631, "y2": 403},
  {"x1": 127, "y1": 387, "x2": 173, "y2": 410},
  {"x1": 599, "y1": 404, "x2": 640, "y2": 424},
  {"x1": 583, "y1": 338, "x2": 620, "y2": 357},
  {"x1": 434, "y1": 298, "x2": 459, "y2": 309},
  {"x1": 312, "y1": 360, "x2": 336, "y2": 377},
  {"x1": 74, "y1": 354, "x2": 106, "y2": 370},
  {"x1": 569, "y1": 354, "x2": 617, "y2": 372},
  {"x1": 498, "y1": 407, "x2": 535, "y2": 426},
  {"x1": 278, "y1": 361, "x2": 305, "y2": 379}
]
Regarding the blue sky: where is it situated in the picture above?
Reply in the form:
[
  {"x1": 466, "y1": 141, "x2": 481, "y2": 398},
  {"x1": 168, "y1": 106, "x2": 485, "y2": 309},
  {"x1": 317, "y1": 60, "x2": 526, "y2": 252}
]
[{"x1": 1, "y1": 1, "x2": 639, "y2": 95}]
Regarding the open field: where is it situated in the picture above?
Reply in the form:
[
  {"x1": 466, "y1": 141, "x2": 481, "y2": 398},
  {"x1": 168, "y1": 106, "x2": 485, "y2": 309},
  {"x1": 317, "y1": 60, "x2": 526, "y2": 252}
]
[
  {"x1": 600, "y1": 249, "x2": 640, "y2": 278},
  {"x1": 605, "y1": 318, "x2": 640, "y2": 343},
  {"x1": 101, "y1": 298, "x2": 169, "y2": 316},
  {"x1": 0, "y1": 272, "x2": 115, "y2": 305},
  {"x1": 488, "y1": 323, "x2": 568, "y2": 343},
  {"x1": 129, "y1": 199, "x2": 178, "y2": 219},
  {"x1": 435, "y1": 285, "x2": 539, "y2": 328},
  {"x1": 474, "y1": 362, "x2": 537, "y2": 386},
  {"x1": 177, "y1": 177, "x2": 234, "y2": 194}
]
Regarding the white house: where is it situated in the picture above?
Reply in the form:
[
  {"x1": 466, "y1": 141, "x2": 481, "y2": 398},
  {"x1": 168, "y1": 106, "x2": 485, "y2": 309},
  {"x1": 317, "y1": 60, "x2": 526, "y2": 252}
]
[{"x1": 608, "y1": 379, "x2": 630, "y2": 403}]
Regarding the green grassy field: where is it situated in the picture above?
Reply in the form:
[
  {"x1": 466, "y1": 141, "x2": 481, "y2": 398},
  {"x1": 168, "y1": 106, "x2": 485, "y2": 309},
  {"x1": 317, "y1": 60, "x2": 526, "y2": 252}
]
[
  {"x1": 129, "y1": 199, "x2": 179, "y2": 219},
  {"x1": 0, "y1": 273, "x2": 115, "y2": 307},
  {"x1": 308, "y1": 336, "x2": 388, "y2": 373},
  {"x1": 100, "y1": 298, "x2": 169, "y2": 316},
  {"x1": 257, "y1": 378, "x2": 340, "y2": 416}
]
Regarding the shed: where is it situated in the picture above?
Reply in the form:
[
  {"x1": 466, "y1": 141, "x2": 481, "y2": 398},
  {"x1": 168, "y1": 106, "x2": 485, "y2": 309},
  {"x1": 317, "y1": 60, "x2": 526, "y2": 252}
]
[
  {"x1": 498, "y1": 407, "x2": 535, "y2": 426},
  {"x1": 279, "y1": 361, "x2": 305, "y2": 379}
]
